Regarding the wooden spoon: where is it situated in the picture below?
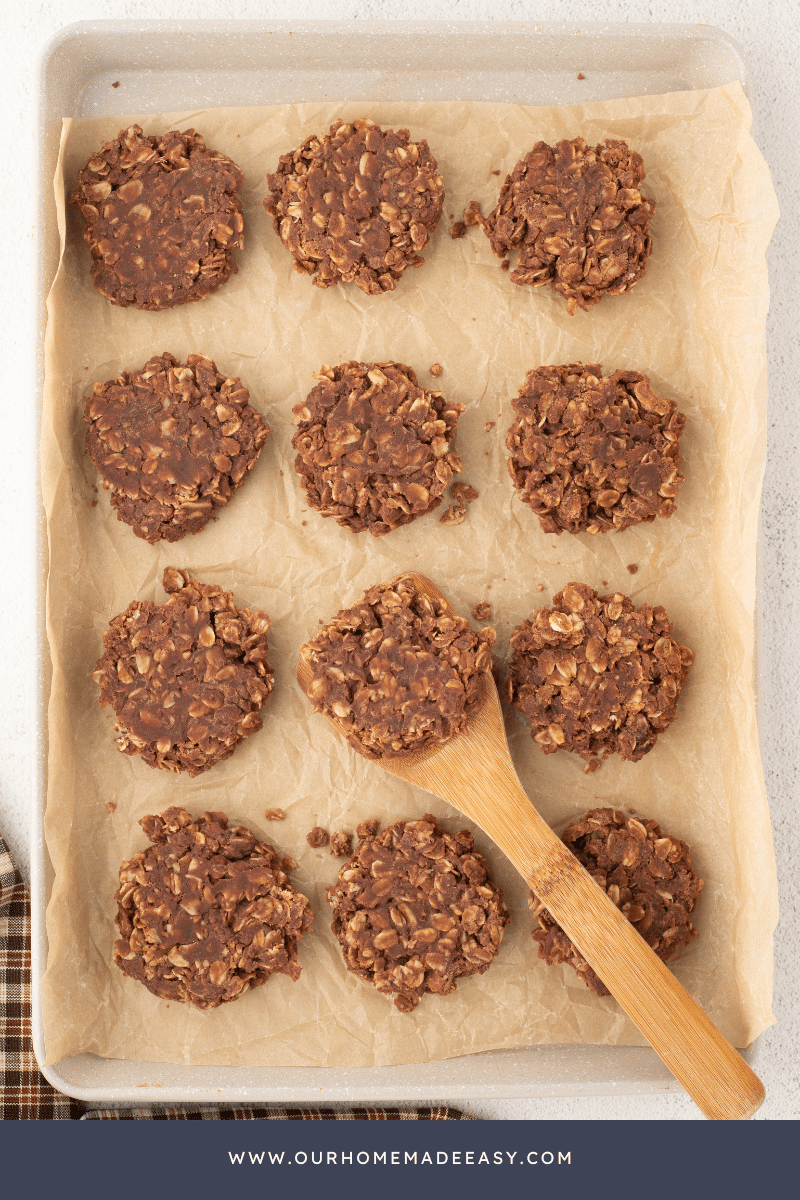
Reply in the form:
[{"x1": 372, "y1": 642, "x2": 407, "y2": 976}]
[{"x1": 298, "y1": 572, "x2": 764, "y2": 1120}]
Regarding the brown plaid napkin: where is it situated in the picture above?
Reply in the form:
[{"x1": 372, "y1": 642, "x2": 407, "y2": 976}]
[
  {"x1": 82, "y1": 1105, "x2": 471, "y2": 1120},
  {"x1": 1, "y1": 830, "x2": 470, "y2": 1122},
  {"x1": 0, "y1": 833, "x2": 83, "y2": 1118}
]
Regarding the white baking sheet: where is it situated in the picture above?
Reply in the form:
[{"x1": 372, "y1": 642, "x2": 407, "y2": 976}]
[{"x1": 32, "y1": 19, "x2": 765, "y2": 1103}]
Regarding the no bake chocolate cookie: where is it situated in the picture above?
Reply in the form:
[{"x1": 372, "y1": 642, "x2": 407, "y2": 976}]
[
  {"x1": 300, "y1": 574, "x2": 496, "y2": 759},
  {"x1": 264, "y1": 117, "x2": 444, "y2": 294},
  {"x1": 530, "y1": 807, "x2": 702, "y2": 996},
  {"x1": 93, "y1": 568, "x2": 273, "y2": 776},
  {"x1": 114, "y1": 807, "x2": 313, "y2": 1009},
  {"x1": 506, "y1": 363, "x2": 685, "y2": 536},
  {"x1": 84, "y1": 352, "x2": 270, "y2": 544},
  {"x1": 327, "y1": 814, "x2": 509, "y2": 1012},
  {"x1": 71, "y1": 125, "x2": 245, "y2": 310},
  {"x1": 465, "y1": 137, "x2": 655, "y2": 313},
  {"x1": 292, "y1": 361, "x2": 463, "y2": 536},
  {"x1": 508, "y1": 583, "x2": 693, "y2": 766}
]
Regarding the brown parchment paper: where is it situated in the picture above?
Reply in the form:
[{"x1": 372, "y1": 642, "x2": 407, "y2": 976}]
[{"x1": 40, "y1": 84, "x2": 779, "y2": 1068}]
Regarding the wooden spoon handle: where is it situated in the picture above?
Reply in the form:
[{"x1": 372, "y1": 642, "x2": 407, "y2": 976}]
[{"x1": 434, "y1": 761, "x2": 764, "y2": 1120}]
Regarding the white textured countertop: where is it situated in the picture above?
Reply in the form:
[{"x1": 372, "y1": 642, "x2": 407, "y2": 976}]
[{"x1": 4, "y1": 0, "x2": 798, "y2": 1121}]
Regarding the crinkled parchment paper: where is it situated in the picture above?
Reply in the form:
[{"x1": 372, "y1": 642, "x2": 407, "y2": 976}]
[{"x1": 41, "y1": 84, "x2": 778, "y2": 1067}]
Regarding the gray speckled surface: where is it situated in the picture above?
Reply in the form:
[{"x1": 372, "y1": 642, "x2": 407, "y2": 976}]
[{"x1": 5, "y1": 0, "x2": 798, "y2": 1120}]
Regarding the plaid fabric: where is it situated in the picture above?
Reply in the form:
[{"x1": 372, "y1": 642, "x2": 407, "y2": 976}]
[
  {"x1": 83, "y1": 1105, "x2": 471, "y2": 1120},
  {"x1": 0, "y1": 833, "x2": 84, "y2": 1118},
  {"x1": 1, "y1": 829, "x2": 470, "y2": 1122}
]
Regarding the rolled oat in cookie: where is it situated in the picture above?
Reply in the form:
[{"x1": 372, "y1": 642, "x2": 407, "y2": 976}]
[
  {"x1": 93, "y1": 568, "x2": 273, "y2": 776},
  {"x1": 292, "y1": 361, "x2": 463, "y2": 536},
  {"x1": 530, "y1": 807, "x2": 702, "y2": 996},
  {"x1": 327, "y1": 814, "x2": 509, "y2": 1012},
  {"x1": 300, "y1": 574, "x2": 496, "y2": 759},
  {"x1": 508, "y1": 583, "x2": 693, "y2": 764},
  {"x1": 114, "y1": 807, "x2": 313, "y2": 1009},
  {"x1": 264, "y1": 117, "x2": 444, "y2": 294},
  {"x1": 465, "y1": 137, "x2": 655, "y2": 313},
  {"x1": 84, "y1": 352, "x2": 270, "y2": 544},
  {"x1": 71, "y1": 125, "x2": 244, "y2": 310},
  {"x1": 506, "y1": 363, "x2": 685, "y2": 536}
]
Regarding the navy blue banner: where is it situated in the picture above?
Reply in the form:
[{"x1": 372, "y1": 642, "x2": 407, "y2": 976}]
[{"x1": 0, "y1": 1117, "x2": 794, "y2": 1200}]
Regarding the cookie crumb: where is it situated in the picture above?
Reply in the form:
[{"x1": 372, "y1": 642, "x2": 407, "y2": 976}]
[
  {"x1": 485, "y1": 421, "x2": 495, "y2": 432},
  {"x1": 536, "y1": 584, "x2": 544, "y2": 592},
  {"x1": 306, "y1": 826, "x2": 330, "y2": 848},
  {"x1": 472, "y1": 601, "x2": 492, "y2": 622},
  {"x1": 112, "y1": 81, "x2": 120, "y2": 88},
  {"x1": 501, "y1": 260, "x2": 510, "y2": 270},
  {"x1": 577, "y1": 73, "x2": 585, "y2": 80},
  {"x1": 491, "y1": 169, "x2": 501, "y2": 176},
  {"x1": 428, "y1": 362, "x2": 443, "y2": 377},
  {"x1": 439, "y1": 502, "x2": 466, "y2": 525},
  {"x1": 627, "y1": 563, "x2": 638, "y2": 574},
  {"x1": 463, "y1": 200, "x2": 482, "y2": 227},
  {"x1": 583, "y1": 759, "x2": 601, "y2": 775},
  {"x1": 330, "y1": 831, "x2": 353, "y2": 858},
  {"x1": 440, "y1": 480, "x2": 478, "y2": 526},
  {"x1": 107, "y1": 801, "x2": 116, "y2": 813},
  {"x1": 450, "y1": 221, "x2": 467, "y2": 239},
  {"x1": 452, "y1": 482, "x2": 478, "y2": 505},
  {"x1": 282, "y1": 856, "x2": 298, "y2": 871},
  {"x1": 264, "y1": 808, "x2": 285, "y2": 821}
]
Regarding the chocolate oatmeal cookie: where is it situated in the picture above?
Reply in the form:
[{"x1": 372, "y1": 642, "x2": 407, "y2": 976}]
[
  {"x1": 300, "y1": 574, "x2": 496, "y2": 759},
  {"x1": 71, "y1": 125, "x2": 245, "y2": 310},
  {"x1": 465, "y1": 137, "x2": 655, "y2": 313},
  {"x1": 530, "y1": 808, "x2": 702, "y2": 996},
  {"x1": 292, "y1": 361, "x2": 463, "y2": 536},
  {"x1": 93, "y1": 568, "x2": 273, "y2": 776},
  {"x1": 114, "y1": 807, "x2": 313, "y2": 1009},
  {"x1": 264, "y1": 117, "x2": 444, "y2": 294},
  {"x1": 327, "y1": 815, "x2": 509, "y2": 1012},
  {"x1": 506, "y1": 363, "x2": 685, "y2": 536},
  {"x1": 84, "y1": 352, "x2": 270, "y2": 544},
  {"x1": 508, "y1": 583, "x2": 693, "y2": 765}
]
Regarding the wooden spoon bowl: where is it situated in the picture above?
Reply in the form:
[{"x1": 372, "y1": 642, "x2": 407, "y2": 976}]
[{"x1": 298, "y1": 572, "x2": 764, "y2": 1120}]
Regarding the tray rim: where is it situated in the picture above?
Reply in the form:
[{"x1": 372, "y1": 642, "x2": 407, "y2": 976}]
[{"x1": 31, "y1": 16, "x2": 760, "y2": 1105}]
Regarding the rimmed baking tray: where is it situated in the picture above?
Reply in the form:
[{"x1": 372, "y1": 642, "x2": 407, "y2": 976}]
[{"x1": 32, "y1": 18, "x2": 758, "y2": 1105}]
